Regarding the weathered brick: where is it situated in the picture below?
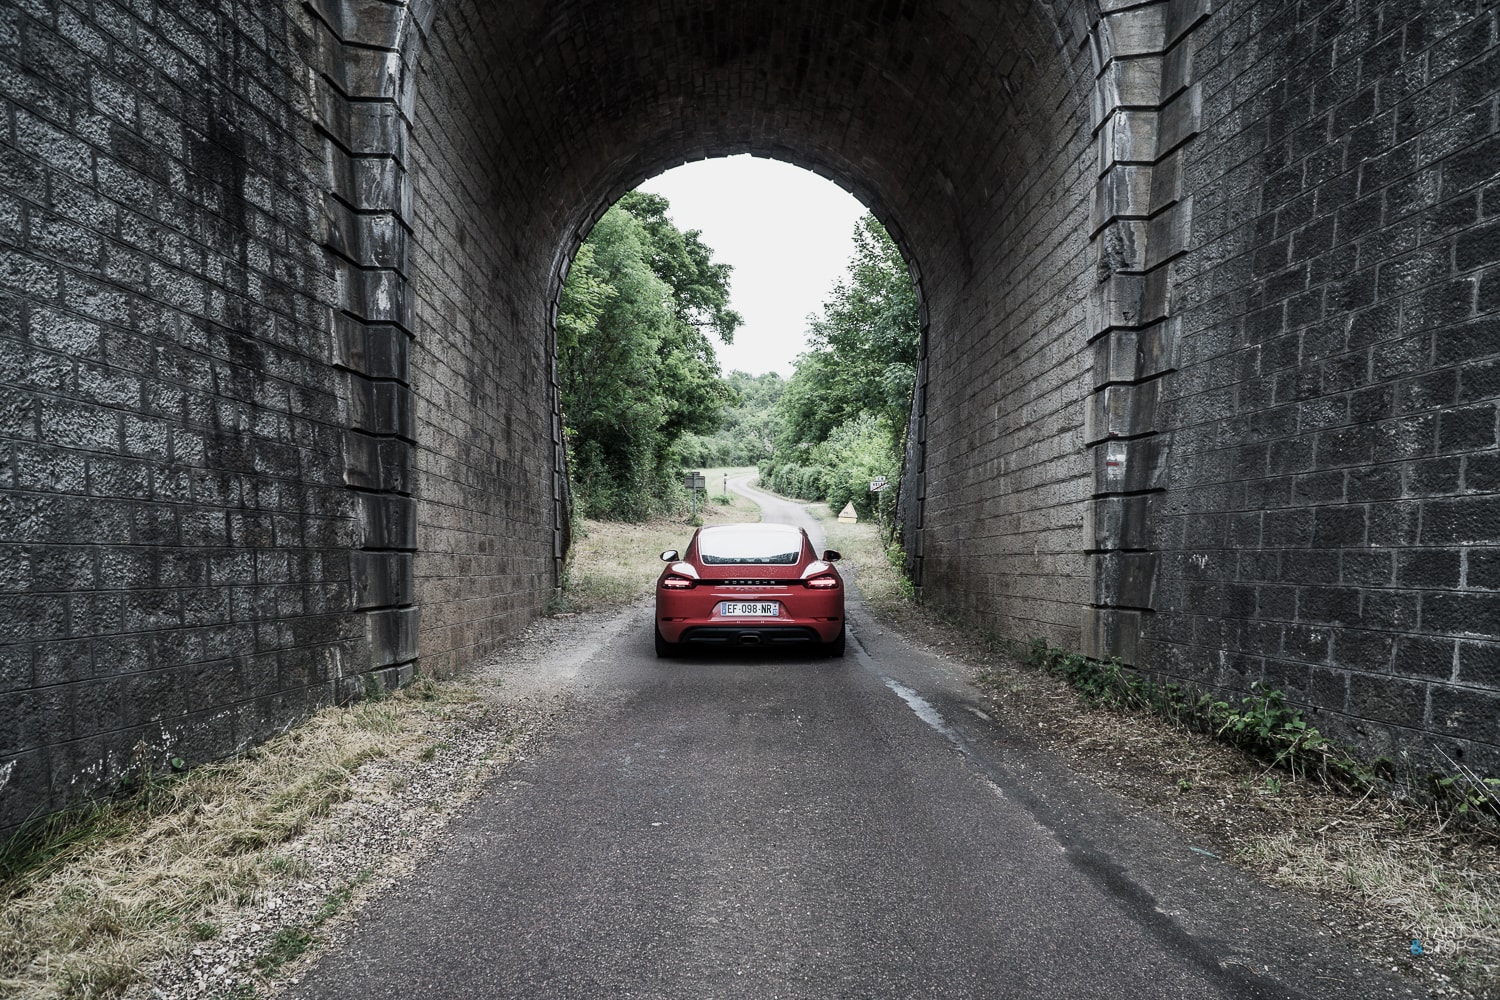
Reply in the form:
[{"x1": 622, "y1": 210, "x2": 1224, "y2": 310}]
[
  {"x1": 1313, "y1": 505, "x2": 1367, "y2": 547},
  {"x1": 1458, "y1": 641, "x2": 1500, "y2": 686},
  {"x1": 1407, "y1": 456, "x2": 1462, "y2": 494},
  {"x1": 1369, "y1": 590, "x2": 1425, "y2": 639},
  {"x1": 1347, "y1": 673, "x2": 1427, "y2": 728},
  {"x1": 1397, "y1": 548, "x2": 1462, "y2": 589},
  {"x1": 1422, "y1": 495, "x2": 1500, "y2": 544},
  {"x1": 1395, "y1": 635, "x2": 1457, "y2": 680},
  {"x1": 1469, "y1": 550, "x2": 1500, "y2": 591},
  {"x1": 1332, "y1": 628, "x2": 1394, "y2": 673},
  {"x1": 1430, "y1": 685, "x2": 1499, "y2": 744},
  {"x1": 1423, "y1": 592, "x2": 1500, "y2": 637},
  {"x1": 1438, "y1": 403, "x2": 1498, "y2": 452},
  {"x1": 1467, "y1": 453, "x2": 1500, "y2": 491},
  {"x1": 1299, "y1": 586, "x2": 1363, "y2": 626}
]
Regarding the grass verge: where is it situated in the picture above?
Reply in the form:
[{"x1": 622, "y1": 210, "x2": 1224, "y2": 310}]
[
  {"x1": 805, "y1": 501, "x2": 914, "y2": 618},
  {"x1": 0, "y1": 678, "x2": 492, "y2": 1000},
  {"x1": 0, "y1": 469, "x2": 760, "y2": 998},
  {"x1": 962, "y1": 628, "x2": 1499, "y2": 993},
  {"x1": 555, "y1": 466, "x2": 760, "y2": 612}
]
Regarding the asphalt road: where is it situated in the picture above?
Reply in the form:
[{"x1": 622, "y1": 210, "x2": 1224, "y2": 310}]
[{"x1": 285, "y1": 482, "x2": 1422, "y2": 1000}]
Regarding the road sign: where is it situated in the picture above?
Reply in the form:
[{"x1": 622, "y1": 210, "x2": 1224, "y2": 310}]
[
  {"x1": 686, "y1": 472, "x2": 706, "y2": 519},
  {"x1": 869, "y1": 475, "x2": 889, "y2": 492}
]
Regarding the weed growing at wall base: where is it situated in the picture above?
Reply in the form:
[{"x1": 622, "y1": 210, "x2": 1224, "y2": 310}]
[
  {"x1": 1429, "y1": 751, "x2": 1500, "y2": 835},
  {"x1": 1022, "y1": 639, "x2": 1372, "y2": 792},
  {"x1": 1019, "y1": 639, "x2": 1500, "y2": 829},
  {"x1": 959, "y1": 633, "x2": 1500, "y2": 992}
]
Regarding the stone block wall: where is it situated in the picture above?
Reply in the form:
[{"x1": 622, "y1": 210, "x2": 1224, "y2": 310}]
[
  {"x1": 0, "y1": 0, "x2": 362, "y2": 834},
  {"x1": 906, "y1": 21, "x2": 1099, "y2": 650},
  {"x1": 0, "y1": 0, "x2": 571, "y2": 839},
  {"x1": 1144, "y1": 0, "x2": 1500, "y2": 774},
  {"x1": 403, "y1": 5, "x2": 563, "y2": 675}
]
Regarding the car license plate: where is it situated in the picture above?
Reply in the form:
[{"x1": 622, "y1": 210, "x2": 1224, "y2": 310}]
[{"x1": 720, "y1": 601, "x2": 779, "y2": 617}]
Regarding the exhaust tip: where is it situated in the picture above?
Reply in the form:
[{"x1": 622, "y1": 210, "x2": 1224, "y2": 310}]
[{"x1": 739, "y1": 634, "x2": 761, "y2": 646}]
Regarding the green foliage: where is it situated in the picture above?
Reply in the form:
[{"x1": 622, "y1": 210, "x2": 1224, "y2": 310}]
[
  {"x1": 256, "y1": 926, "x2": 313, "y2": 972},
  {"x1": 1024, "y1": 639, "x2": 1153, "y2": 710},
  {"x1": 817, "y1": 415, "x2": 901, "y2": 522},
  {"x1": 776, "y1": 215, "x2": 918, "y2": 450},
  {"x1": 558, "y1": 194, "x2": 740, "y2": 520},
  {"x1": 1022, "y1": 640, "x2": 1369, "y2": 792},
  {"x1": 1203, "y1": 684, "x2": 1367, "y2": 789},
  {"x1": 254, "y1": 875, "x2": 366, "y2": 975},
  {"x1": 759, "y1": 461, "x2": 827, "y2": 503},
  {"x1": 615, "y1": 191, "x2": 742, "y2": 344},
  {"x1": 761, "y1": 420, "x2": 900, "y2": 523},
  {"x1": 1431, "y1": 772, "x2": 1500, "y2": 824},
  {"x1": 760, "y1": 214, "x2": 917, "y2": 526},
  {"x1": 890, "y1": 544, "x2": 916, "y2": 599},
  {"x1": 0, "y1": 800, "x2": 127, "y2": 891},
  {"x1": 0, "y1": 752, "x2": 189, "y2": 891},
  {"x1": 676, "y1": 370, "x2": 785, "y2": 468}
]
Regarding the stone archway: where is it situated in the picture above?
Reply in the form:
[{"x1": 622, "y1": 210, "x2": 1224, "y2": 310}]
[
  {"x1": 309, "y1": 0, "x2": 1173, "y2": 680},
  {"x1": 309, "y1": 0, "x2": 1500, "y2": 780}
]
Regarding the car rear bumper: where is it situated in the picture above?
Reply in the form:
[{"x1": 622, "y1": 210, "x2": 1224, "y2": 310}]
[
  {"x1": 657, "y1": 582, "x2": 843, "y2": 645},
  {"x1": 674, "y1": 624, "x2": 830, "y2": 647}
]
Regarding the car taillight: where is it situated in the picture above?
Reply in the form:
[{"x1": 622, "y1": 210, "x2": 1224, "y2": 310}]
[
  {"x1": 662, "y1": 575, "x2": 694, "y2": 589},
  {"x1": 805, "y1": 575, "x2": 839, "y2": 589}
]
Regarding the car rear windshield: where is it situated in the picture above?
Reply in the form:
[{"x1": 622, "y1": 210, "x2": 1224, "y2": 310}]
[{"x1": 697, "y1": 526, "x2": 803, "y2": 565}]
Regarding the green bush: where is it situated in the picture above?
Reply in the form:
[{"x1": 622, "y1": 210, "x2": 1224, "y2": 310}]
[
  {"x1": 758, "y1": 461, "x2": 827, "y2": 501},
  {"x1": 760, "y1": 415, "x2": 900, "y2": 528},
  {"x1": 1022, "y1": 640, "x2": 1368, "y2": 791}
]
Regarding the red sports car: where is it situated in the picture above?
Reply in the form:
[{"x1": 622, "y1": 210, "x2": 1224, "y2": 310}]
[{"x1": 654, "y1": 523, "x2": 846, "y2": 657}]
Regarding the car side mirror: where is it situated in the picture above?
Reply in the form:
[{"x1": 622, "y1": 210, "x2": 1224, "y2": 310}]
[
  {"x1": 660, "y1": 550, "x2": 679, "y2": 562},
  {"x1": 822, "y1": 549, "x2": 841, "y2": 562}
]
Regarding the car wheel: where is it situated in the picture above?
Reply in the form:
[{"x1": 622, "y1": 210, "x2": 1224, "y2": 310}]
[
  {"x1": 824, "y1": 626, "x2": 846, "y2": 658},
  {"x1": 654, "y1": 627, "x2": 677, "y2": 658}
]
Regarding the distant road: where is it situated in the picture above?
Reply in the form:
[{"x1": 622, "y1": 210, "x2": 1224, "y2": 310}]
[{"x1": 727, "y1": 473, "x2": 826, "y2": 549}]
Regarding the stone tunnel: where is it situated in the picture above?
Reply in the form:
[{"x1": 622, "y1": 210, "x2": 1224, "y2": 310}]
[{"x1": 1, "y1": 0, "x2": 1497, "y2": 834}]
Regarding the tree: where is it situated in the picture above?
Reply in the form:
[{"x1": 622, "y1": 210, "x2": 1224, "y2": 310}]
[
  {"x1": 677, "y1": 370, "x2": 786, "y2": 468},
  {"x1": 557, "y1": 194, "x2": 741, "y2": 519},
  {"x1": 616, "y1": 191, "x2": 741, "y2": 446},
  {"x1": 771, "y1": 213, "x2": 919, "y2": 454},
  {"x1": 793, "y1": 214, "x2": 919, "y2": 450},
  {"x1": 617, "y1": 191, "x2": 742, "y2": 343},
  {"x1": 761, "y1": 214, "x2": 919, "y2": 524},
  {"x1": 559, "y1": 208, "x2": 673, "y2": 517}
]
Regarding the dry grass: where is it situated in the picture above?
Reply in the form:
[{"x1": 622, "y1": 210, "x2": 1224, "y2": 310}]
[
  {"x1": 945, "y1": 625, "x2": 1500, "y2": 995},
  {"x1": 557, "y1": 466, "x2": 760, "y2": 611},
  {"x1": 0, "y1": 679, "x2": 484, "y2": 1000},
  {"x1": 1241, "y1": 825, "x2": 1499, "y2": 977},
  {"x1": 0, "y1": 469, "x2": 761, "y2": 998},
  {"x1": 12, "y1": 476, "x2": 1494, "y2": 997},
  {"x1": 806, "y1": 502, "x2": 913, "y2": 616}
]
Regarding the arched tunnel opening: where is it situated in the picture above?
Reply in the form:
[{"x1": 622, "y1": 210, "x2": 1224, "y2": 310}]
[
  {"x1": 2, "y1": 0, "x2": 1497, "y2": 834},
  {"x1": 548, "y1": 156, "x2": 903, "y2": 536}
]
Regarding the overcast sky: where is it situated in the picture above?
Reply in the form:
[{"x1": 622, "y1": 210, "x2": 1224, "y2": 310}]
[{"x1": 638, "y1": 155, "x2": 867, "y2": 377}]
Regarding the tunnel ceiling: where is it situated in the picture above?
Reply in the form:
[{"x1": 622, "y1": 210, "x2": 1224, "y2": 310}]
[{"x1": 420, "y1": 0, "x2": 1089, "y2": 289}]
